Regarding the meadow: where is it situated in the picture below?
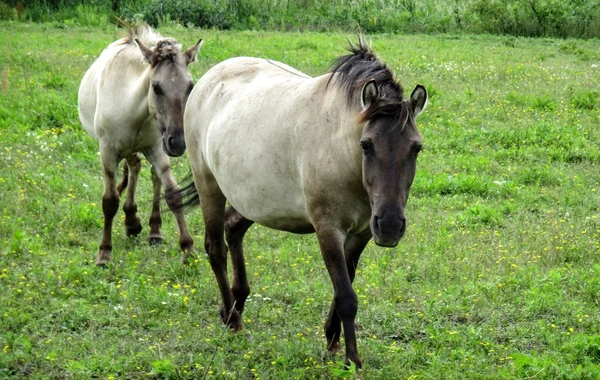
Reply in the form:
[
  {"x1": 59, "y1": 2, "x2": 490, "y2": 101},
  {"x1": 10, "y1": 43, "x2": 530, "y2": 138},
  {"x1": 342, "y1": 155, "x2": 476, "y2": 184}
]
[{"x1": 0, "y1": 22, "x2": 599, "y2": 379}]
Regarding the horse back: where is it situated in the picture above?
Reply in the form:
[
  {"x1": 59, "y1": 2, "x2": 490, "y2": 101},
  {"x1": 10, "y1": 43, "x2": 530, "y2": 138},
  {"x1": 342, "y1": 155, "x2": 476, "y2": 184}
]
[{"x1": 78, "y1": 38, "x2": 149, "y2": 141}]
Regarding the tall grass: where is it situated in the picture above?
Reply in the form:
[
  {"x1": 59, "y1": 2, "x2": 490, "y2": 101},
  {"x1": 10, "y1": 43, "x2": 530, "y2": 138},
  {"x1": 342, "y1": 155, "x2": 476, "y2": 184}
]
[{"x1": 3, "y1": 0, "x2": 600, "y2": 38}]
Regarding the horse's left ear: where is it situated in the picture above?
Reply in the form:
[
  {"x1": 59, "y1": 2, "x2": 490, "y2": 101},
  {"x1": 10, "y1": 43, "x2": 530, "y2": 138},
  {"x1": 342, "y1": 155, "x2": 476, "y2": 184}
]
[
  {"x1": 361, "y1": 80, "x2": 378, "y2": 110},
  {"x1": 185, "y1": 38, "x2": 203, "y2": 66},
  {"x1": 135, "y1": 38, "x2": 154, "y2": 64},
  {"x1": 410, "y1": 84, "x2": 428, "y2": 117}
]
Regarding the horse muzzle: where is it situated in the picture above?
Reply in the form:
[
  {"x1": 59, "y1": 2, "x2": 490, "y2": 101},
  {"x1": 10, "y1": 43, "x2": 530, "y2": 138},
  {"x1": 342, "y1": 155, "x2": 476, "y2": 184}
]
[
  {"x1": 162, "y1": 131, "x2": 186, "y2": 157},
  {"x1": 371, "y1": 212, "x2": 406, "y2": 247}
]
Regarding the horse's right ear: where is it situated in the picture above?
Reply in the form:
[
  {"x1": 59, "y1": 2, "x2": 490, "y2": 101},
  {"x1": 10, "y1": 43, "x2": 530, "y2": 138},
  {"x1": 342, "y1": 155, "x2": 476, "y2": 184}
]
[
  {"x1": 361, "y1": 80, "x2": 378, "y2": 110},
  {"x1": 135, "y1": 38, "x2": 154, "y2": 64}
]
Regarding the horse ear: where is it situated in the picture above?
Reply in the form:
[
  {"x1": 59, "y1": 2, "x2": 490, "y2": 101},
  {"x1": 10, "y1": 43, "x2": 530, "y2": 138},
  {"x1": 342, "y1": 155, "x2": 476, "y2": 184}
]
[
  {"x1": 410, "y1": 84, "x2": 428, "y2": 117},
  {"x1": 135, "y1": 38, "x2": 154, "y2": 64},
  {"x1": 185, "y1": 38, "x2": 203, "y2": 66},
  {"x1": 361, "y1": 80, "x2": 378, "y2": 110}
]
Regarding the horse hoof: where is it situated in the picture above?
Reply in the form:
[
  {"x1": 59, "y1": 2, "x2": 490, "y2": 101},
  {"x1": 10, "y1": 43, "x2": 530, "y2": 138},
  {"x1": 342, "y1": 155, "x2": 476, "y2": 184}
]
[
  {"x1": 96, "y1": 257, "x2": 110, "y2": 267},
  {"x1": 346, "y1": 356, "x2": 363, "y2": 370},
  {"x1": 126, "y1": 224, "x2": 143, "y2": 237},
  {"x1": 180, "y1": 252, "x2": 191, "y2": 265},
  {"x1": 327, "y1": 341, "x2": 343, "y2": 353},
  {"x1": 220, "y1": 305, "x2": 242, "y2": 331},
  {"x1": 96, "y1": 249, "x2": 111, "y2": 266},
  {"x1": 148, "y1": 235, "x2": 163, "y2": 246}
]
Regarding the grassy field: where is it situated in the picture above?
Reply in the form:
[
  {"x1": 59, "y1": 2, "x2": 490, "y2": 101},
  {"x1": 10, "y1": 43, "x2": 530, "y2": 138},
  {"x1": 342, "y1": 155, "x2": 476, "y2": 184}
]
[{"x1": 1, "y1": 22, "x2": 599, "y2": 379}]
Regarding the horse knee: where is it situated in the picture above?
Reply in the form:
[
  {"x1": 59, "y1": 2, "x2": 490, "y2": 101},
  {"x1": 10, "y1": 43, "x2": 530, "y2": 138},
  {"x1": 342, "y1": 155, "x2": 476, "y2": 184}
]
[
  {"x1": 205, "y1": 235, "x2": 227, "y2": 266},
  {"x1": 334, "y1": 292, "x2": 358, "y2": 320},
  {"x1": 102, "y1": 193, "x2": 119, "y2": 219},
  {"x1": 164, "y1": 188, "x2": 183, "y2": 212}
]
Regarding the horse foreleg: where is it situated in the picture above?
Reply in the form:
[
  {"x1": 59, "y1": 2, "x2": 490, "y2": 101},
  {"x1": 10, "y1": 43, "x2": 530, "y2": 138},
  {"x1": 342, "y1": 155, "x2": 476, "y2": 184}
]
[
  {"x1": 202, "y1": 191, "x2": 243, "y2": 331},
  {"x1": 122, "y1": 153, "x2": 142, "y2": 238},
  {"x1": 324, "y1": 229, "x2": 372, "y2": 354},
  {"x1": 224, "y1": 206, "x2": 254, "y2": 315},
  {"x1": 97, "y1": 150, "x2": 120, "y2": 266},
  {"x1": 316, "y1": 227, "x2": 362, "y2": 369},
  {"x1": 148, "y1": 166, "x2": 164, "y2": 246},
  {"x1": 145, "y1": 149, "x2": 194, "y2": 263}
]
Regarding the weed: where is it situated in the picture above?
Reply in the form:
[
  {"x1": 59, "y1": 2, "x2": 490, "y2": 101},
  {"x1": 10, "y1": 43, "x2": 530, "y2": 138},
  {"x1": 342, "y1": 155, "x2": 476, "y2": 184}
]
[{"x1": 571, "y1": 90, "x2": 598, "y2": 110}]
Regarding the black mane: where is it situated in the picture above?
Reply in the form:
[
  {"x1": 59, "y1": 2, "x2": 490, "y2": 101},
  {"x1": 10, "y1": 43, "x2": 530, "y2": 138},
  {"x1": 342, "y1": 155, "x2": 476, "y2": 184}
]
[{"x1": 328, "y1": 37, "x2": 407, "y2": 122}]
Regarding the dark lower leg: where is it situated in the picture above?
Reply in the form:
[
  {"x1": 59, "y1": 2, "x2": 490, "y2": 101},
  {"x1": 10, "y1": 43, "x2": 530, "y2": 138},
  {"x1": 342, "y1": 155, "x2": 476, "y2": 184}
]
[
  {"x1": 224, "y1": 206, "x2": 253, "y2": 315},
  {"x1": 123, "y1": 154, "x2": 142, "y2": 237},
  {"x1": 148, "y1": 166, "x2": 163, "y2": 245},
  {"x1": 317, "y1": 228, "x2": 364, "y2": 369},
  {"x1": 203, "y1": 198, "x2": 242, "y2": 331},
  {"x1": 325, "y1": 230, "x2": 371, "y2": 355},
  {"x1": 97, "y1": 156, "x2": 120, "y2": 266},
  {"x1": 150, "y1": 159, "x2": 193, "y2": 263},
  {"x1": 164, "y1": 184, "x2": 194, "y2": 257}
]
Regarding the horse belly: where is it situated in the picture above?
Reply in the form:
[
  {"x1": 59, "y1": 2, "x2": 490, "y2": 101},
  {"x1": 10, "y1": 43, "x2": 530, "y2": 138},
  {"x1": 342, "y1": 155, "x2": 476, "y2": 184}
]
[
  {"x1": 218, "y1": 165, "x2": 313, "y2": 233},
  {"x1": 207, "y1": 127, "x2": 313, "y2": 232}
]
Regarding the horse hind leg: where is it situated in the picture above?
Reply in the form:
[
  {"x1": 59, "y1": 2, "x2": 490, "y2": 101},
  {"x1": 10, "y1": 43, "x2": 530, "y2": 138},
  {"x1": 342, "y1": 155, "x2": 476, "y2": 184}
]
[
  {"x1": 201, "y1": 190, "x2": 243, "y2": 331},
  {"x1": 122, "y1": 153, "x2": 143, "y2": 238},
  {"x1": 148, "y1": 165, "x2": 164, "y2": 246},
  {"x1": 224, "y1": 206, "x2": 254, "y2": 316}
]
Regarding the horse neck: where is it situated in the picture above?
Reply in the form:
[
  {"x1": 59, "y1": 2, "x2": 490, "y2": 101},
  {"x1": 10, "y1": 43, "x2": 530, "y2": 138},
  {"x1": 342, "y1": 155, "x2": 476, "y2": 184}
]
[
  {"x1": 125, "y1": 56, "x2": 154, "y2": 120},
  {"x1": 312, "y1": 74, "x2": 366, "y2": 187}
]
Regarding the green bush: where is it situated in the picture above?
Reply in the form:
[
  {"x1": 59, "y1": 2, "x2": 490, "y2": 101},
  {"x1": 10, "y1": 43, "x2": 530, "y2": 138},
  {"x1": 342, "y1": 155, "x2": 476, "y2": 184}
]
[
  {"x1": 0, "y1": 2, "x2": 16, "y2": 20},
  {"x1": 7, "y1": 0, "x2": 600, "y2": 38}
]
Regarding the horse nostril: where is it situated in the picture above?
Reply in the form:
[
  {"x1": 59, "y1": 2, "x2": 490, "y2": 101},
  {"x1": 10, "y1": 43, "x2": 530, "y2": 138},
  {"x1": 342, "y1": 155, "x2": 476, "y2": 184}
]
[{"x1": 373, "y1": 215, "x2": 381, "y2": 232}]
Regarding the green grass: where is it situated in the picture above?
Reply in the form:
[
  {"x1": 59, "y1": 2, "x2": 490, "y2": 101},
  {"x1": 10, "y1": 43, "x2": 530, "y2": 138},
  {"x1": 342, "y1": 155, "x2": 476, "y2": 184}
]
[{"x1": 1, "y1": 22, "x2": 600, "y2": 379}]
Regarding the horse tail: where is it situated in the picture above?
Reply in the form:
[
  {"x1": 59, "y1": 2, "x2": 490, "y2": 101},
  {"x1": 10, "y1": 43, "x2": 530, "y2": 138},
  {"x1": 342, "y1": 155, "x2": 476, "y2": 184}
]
[
  {"x1": 166, "y1": 172, "x2": 199, "y2": 212},
  {"x1": 117, "y1": 163, "x2": 129, "y2": 196}
]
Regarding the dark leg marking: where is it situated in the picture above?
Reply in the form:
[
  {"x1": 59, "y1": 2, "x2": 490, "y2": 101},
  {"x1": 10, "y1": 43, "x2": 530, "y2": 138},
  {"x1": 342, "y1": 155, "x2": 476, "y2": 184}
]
[{"x1": 224, "y1": 206, "x2": 254, "y2": 316}]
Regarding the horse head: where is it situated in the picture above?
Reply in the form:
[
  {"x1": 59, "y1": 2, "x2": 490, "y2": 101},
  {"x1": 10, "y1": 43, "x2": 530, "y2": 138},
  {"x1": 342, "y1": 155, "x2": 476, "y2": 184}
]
[
  {"x1": 359, "y1": 81, "x2": 427, "y2": 247},
  {"x1": 136, "y1": 37, "x2": 203, "y2": 157}
]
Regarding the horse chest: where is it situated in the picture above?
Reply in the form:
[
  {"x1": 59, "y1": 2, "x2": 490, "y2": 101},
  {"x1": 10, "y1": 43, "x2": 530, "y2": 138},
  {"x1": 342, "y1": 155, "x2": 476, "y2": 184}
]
[{"x1": 110, "y1": 120, "x2": 159, "y2": 155}]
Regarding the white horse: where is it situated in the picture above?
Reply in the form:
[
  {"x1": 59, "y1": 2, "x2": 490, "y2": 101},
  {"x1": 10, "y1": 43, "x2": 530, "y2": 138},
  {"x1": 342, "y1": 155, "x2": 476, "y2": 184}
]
[
  {"x1": 78, "y1": 25, "x2": 202, "y2": 265},
  {"x1": 182, "y1": 38, "x2": 427, "y2": 368}
]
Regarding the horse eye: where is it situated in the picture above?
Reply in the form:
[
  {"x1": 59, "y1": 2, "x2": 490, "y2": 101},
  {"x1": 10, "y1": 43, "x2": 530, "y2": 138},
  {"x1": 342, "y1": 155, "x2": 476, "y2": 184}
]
[
  {"x1": 414, "y1": 145, "x2": 423, "y2": 155},
  {"x1": 152, "y1": 84, "x2": 163, "y2": 96},
  {"x1": 360, "y1": 141, "x2": 373, "y2": 154}
]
